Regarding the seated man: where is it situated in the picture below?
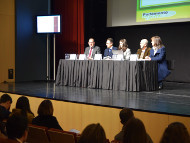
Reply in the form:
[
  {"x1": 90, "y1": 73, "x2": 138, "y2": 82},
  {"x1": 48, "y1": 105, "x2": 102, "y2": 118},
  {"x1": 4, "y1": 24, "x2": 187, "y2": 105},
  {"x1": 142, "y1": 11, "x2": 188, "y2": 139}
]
[
  {"x1": 84, "y1": 38, "x2": 101, "y2": 60},
  {"x1": 104, "y1": 38, "x2": 117, "y2": 58},
  {"x1": 0, "y1": 94, "x2": 12, "y2": 121},
  {"x1": 0, "y1": 114, "x2": 28, "y2": 143},
  {"x1": 0, "y1": 94, "x2": 12, "y2": 136},
  {"x1": 137, "y1": 39, "x2": 151, "y2": 59},
  {"x1": 114, "y1": 108, "x2": 134, "y2": 141}
]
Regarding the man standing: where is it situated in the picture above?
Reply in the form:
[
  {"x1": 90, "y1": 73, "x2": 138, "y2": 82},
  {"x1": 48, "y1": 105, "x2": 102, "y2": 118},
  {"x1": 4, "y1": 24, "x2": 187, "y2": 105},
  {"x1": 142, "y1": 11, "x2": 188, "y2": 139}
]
[
  {"x1": 84, "y1": 38, "x2": 101, "y2": 60},
  {"x1": 104, "y1": 38, "x2": 117, "y2": 58},
  {"x1": 137, "y1": 39, "x2": 151, "y2": 59}
]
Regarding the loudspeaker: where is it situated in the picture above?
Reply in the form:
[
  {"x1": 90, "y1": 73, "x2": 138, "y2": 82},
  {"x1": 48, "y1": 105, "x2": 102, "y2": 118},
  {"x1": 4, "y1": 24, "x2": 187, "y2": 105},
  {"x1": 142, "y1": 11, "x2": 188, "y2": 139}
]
[{"x1": 8, "y1": 69, "x2": 14, "y2": 79}]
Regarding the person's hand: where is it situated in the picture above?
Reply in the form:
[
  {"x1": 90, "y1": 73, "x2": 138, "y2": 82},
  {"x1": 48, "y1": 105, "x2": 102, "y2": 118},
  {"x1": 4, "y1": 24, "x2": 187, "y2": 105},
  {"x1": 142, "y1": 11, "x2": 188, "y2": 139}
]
[
  {"x1": 88, "y1": 57, "x2": 93, "y2": 60},
  {"x1": 145, "y1": 56, "x2": 151, "y2": 60}
]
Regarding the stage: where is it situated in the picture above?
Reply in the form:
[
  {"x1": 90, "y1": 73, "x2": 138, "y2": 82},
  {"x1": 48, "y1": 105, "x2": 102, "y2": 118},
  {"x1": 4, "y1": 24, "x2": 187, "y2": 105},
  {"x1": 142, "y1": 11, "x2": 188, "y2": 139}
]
[{"x1": 0, "y1": 81, "x2": 190, "y2": 116}]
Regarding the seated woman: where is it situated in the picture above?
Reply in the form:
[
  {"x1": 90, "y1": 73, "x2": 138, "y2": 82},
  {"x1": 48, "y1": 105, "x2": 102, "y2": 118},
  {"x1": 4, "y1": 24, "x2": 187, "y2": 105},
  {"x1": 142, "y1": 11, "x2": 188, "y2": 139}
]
[
  {"x1": 118, "y1": 39, "x2": 131, "y2": 60},
  {"x1": 160, "y1": 122, "x2": 190, "y2": 143},
  {"x1": 32, "y1": 100, "x2": 62, "y2": 130},
  {"x1": 137, "y1": 39, "x2": 151, "y2": 59},
  {"x1": 145, "y1": 36, "x2": 170, "y2": 89},
  {"x1": 123, "y1": 117, "x2": 153, "y2": 143},
  {"x1": 10, "y1": 96, "x2": 34, "y2": 123},
  {"x1": 78, "y1": 123, "x2": 107, "y2": 143}
]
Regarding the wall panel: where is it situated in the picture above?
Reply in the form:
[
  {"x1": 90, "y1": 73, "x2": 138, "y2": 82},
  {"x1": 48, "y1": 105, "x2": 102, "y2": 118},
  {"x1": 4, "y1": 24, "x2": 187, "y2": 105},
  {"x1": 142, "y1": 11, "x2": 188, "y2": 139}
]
[{"x1": 0, "y1": 0, "x2": 15, "y2": 83}]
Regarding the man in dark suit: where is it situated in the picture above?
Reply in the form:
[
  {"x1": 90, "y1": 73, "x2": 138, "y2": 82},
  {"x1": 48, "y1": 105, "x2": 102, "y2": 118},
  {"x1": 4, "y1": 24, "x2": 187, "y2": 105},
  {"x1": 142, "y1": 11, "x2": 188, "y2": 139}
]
[
  {"x1": 84, "y1": 38, "x2": 101, "y2": 60},
  {"x1": 103, "y1": 38, "x2": 117, "y2": 58}
]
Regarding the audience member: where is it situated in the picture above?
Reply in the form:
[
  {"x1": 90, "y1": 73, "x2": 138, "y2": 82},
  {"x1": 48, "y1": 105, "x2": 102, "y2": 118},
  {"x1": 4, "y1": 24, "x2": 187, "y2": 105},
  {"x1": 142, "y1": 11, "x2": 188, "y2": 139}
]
[
  {"x1": 123, "y1": 117, "x2": 153, "y2": 143},
  {"x1": 104, "y1": 38, "x2": 117, "y2": 58},
  {"x1": 78, "y1": 123, "x2": 107, "y2": 143},
  {"x1": 145, "y1": 36, "x2": 170, "y2": 89},
  {"x1": 0, "y1": 114, "x2": 28, "y2": 143},
  {"x1": 160, "y1": 122, "x2": 190, "y2": 143},
  {"x1": 0, "y1": 94, "x2": 12, "y2": 136},
  {"x1": 84, "y1": 38, "x2": 101, "y2": 59},
  {"x1": 32, "y1": 100, "x2": 62, "y2": 130},
  {"x1": 10, "y1": 96, "x2": 34, "y2": 123},
  {"x1": 137, "y1": 39, "x2": 151, "y2": 59},
  {"x1": 118, "y1": 39, "x2": 131, "y2": 60},
  {"x1": 114, "y1": 108, "x2": 134, "y2": 141},
  {"x1": 0, "y1": 94, "x2": 12, "y2": 121}
]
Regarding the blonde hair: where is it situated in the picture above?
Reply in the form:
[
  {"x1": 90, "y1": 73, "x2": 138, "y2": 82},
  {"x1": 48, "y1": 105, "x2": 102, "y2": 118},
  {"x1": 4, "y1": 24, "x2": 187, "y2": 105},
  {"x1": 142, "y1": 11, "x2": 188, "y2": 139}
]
[{"x1": 151, "y1": 36, "x2": 164, "y2": 49}]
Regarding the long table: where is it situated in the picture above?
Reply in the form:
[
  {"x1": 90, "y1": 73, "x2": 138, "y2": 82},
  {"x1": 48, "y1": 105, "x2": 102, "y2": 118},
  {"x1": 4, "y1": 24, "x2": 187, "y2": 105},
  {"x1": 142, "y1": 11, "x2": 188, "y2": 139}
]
[{"x1": 55, "y1": 60, "x2": 158, "y2": 91}]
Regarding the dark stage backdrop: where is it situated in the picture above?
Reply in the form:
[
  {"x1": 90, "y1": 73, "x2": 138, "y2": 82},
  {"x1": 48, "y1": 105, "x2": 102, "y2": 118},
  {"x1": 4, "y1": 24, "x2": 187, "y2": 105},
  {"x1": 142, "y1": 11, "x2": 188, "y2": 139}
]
[
  {"x1": 52, "y1": 0, "x2": 84, "y2": 72},
  {"x1": 84, "y1": 0, "x2": 190, "y2": 83},
  {"x1": 15, "y1": 0, "x2": 49, "y2": 82}
]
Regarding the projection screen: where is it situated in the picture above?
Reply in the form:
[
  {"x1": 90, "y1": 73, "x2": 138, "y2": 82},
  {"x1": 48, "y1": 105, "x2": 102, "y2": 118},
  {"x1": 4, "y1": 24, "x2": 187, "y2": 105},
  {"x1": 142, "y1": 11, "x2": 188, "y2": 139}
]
[{"x1": 107, "y1": 0, "x2": 190, "y2": 27}]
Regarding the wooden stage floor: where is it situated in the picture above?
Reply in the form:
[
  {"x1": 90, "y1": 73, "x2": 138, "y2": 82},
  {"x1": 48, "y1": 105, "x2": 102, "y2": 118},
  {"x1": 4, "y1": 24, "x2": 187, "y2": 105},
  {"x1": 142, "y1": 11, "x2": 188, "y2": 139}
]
[{"x1": 0, "y1": 81, "x2": 190, "y2": 116}]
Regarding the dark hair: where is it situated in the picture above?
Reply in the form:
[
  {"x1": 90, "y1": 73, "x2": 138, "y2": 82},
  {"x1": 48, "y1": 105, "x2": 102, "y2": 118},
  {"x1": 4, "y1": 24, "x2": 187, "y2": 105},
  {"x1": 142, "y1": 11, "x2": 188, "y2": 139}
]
[
  {"x1": 123, "y1": 118, "x2": 148, "y2": 143},
  {"x1": 0, "y1": 94, "x2": 12, "y2": 104},
  {"x1": 160, "y1": 122, "x2": 190, "y2": 143},
  {"x1": 120, "y1": 108, "x2": 134, "y2": 125},
  {"x1": 107, "y1": 38, "x2": 113, "y2": 44},
  {"x1": 151, "y1": 36, "x2": 164, "y2": 49},
  {"x1": 38, "y1": 100, "x2": 53, "y2": 116},
  {"x1": 6, "y1": 114, "x2": 28, "y2": 140},
  {"x1": 16, "y1": 96, "x2": 34, "y2": 117},
  {"x1": 118, "y1": 39, "x2": 128, "y2": 52},
  {"x1": 78, "y1": 123, "x2": 107, "y2": 143}
]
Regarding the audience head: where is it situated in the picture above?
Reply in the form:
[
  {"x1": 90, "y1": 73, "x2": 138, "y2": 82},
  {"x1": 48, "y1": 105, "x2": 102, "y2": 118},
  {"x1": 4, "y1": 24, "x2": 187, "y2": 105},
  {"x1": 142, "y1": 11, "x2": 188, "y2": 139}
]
[
  {"x1": 140, "y1": 39, "x2": 148, "y2": 49},
  {"x1": 38, "y1": 100, "x2": 53, "y2": 116},
  {"x1": 88, "y1": 38, "x2": 95, "y2": 48},
  {"x1": 119, "y1": 39, "x2": 128, "y2": 51},
  {"x1": 78, "y1": 123, "x2": 107, "y2": 143},
  {"x1": 106, "y1": 38, "x2": 113, "y2": 48},
  {"x1": 160, "y1": 122, "x2": 190, "y2": 143},
  {"x1": 151, "y1": 36, "x2": 163, "y2": 49},
  {"x1": 6, "y1": 114, "x2": 28, "y2": 142},
  {"x1": 16, "y1": 96, "x2": 33, "y2": 116},
  {"x1": 0, "y1": 94, "x2": 12, "y2": 110},
  {"x1": 120, "y1": 108, "x2": 134, "y2": 125},
  {"x1": 123, "y1": 117, "x2": 147, "y2": 143}
]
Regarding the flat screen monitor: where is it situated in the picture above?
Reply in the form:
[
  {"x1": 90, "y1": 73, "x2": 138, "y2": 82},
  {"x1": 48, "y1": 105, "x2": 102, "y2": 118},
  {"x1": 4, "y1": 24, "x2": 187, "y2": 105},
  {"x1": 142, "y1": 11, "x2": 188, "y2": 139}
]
[{"x1": 37, "y1": 15, "x2": 61, "y2": 33}]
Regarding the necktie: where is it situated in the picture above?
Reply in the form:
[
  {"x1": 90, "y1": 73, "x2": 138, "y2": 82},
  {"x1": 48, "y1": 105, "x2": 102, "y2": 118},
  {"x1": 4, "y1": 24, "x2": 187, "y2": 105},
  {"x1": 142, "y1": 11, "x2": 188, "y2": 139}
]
[{"x1": 88, "y1": 47, "x2": 92, "y2": 57}]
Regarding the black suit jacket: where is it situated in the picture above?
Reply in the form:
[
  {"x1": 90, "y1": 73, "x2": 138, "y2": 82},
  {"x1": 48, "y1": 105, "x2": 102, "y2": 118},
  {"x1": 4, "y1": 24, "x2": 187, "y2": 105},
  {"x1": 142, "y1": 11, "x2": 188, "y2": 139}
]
[{"x1": 32, "y1": 115, "x2": 63, "y2": 130}]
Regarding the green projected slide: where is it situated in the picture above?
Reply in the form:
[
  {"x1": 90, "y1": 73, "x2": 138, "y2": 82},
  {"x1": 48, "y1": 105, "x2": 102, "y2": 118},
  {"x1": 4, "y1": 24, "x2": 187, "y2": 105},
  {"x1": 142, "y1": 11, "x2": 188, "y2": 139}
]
[{"x1": 137, "y1": 0, "x2": 190, "y2": 22}]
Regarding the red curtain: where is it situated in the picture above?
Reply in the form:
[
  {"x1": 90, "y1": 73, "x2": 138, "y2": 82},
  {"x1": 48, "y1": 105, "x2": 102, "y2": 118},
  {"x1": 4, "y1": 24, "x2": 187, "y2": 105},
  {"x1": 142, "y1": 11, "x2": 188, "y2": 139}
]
[{"x1": 53, "y1": 0, "x2": 84, "y2": 67}]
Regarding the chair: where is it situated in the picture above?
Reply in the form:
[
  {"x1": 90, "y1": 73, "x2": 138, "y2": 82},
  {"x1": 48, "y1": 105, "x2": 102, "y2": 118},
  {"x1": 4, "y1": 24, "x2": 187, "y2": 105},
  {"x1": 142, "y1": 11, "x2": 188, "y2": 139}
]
[
  {"x1": 0, "y1": 137, "x2": 19, "y2": 143},
  {"x1": 167, "y1": 60, "x2": 175, "y2": 70},
  {"x1": 27, "y1": 124, "x2": 49, "y2": 143},
  {"x1": 47, "y1": 128, "x2": 77, "y2": 143},
  {"x1": 76, "y1": 135, "x2": 81, "y2": 143},
  {"x1": 111, "y1": 140, "x2": 121, "y2": 143}
]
